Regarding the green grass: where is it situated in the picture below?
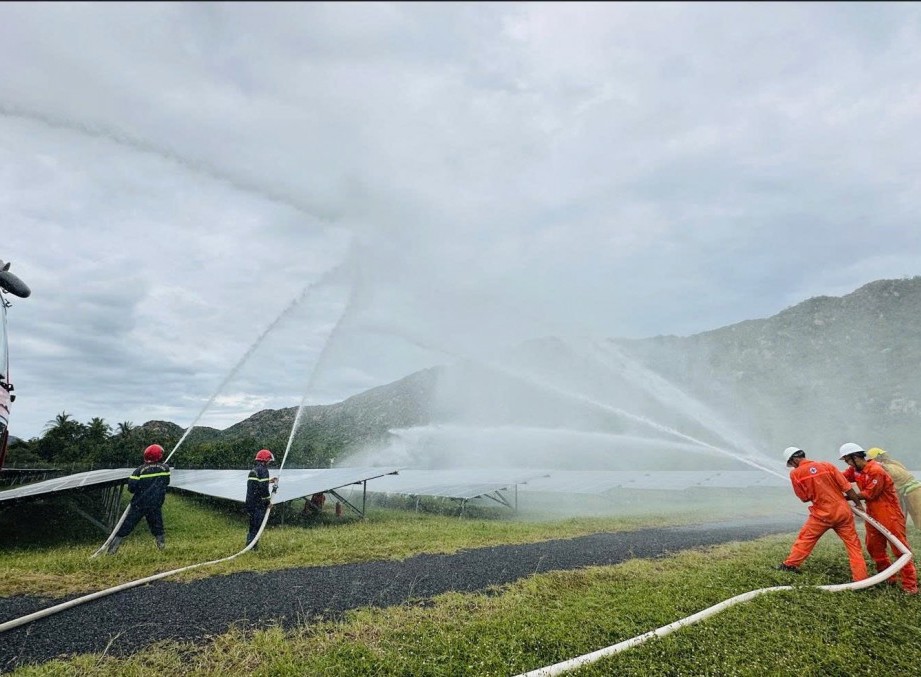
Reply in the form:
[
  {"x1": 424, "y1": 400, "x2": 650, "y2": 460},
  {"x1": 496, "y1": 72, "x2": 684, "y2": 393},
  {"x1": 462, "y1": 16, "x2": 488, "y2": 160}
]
[
  {"x1": 11, "y1": 533, "x2": 921, "y2": 676},
  {"x1": 0, "y1": 491, "x2": 721, "y2": 598}
]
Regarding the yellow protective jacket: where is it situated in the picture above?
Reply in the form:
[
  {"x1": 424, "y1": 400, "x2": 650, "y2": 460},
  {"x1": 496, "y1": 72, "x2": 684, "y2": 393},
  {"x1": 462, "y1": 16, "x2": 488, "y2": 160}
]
[{"x1": 876, "y1": 457, "x2": 921, "y2": 496}]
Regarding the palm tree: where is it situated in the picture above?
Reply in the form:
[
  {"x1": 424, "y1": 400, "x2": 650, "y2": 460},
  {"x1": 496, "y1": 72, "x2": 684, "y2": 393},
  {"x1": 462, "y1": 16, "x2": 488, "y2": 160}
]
[
  {"x1": 86, "y1": 417, "x2": 111, "y2": 439},
  {"x1": 43, "y1": 411, "x2": 73, "y2": 434},
  {"x1": 38, "y1": 411, "x2": 84, "y2": 463},
  {"x1": 117, "y1": 421, "x2": 135, "y2": 437},
  {"x1": 81, "y1": 417, "x2": 112, "y2": 467}
]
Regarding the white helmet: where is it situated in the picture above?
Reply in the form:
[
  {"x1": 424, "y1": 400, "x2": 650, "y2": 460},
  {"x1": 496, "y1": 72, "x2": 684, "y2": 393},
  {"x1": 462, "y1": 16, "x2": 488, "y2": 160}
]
[
  {"x1": 782, "y1": 446, "x2": 804, "y2": 465},
  {"x1": 838, "y1": 442, "x2": 865, "y2": 460}
]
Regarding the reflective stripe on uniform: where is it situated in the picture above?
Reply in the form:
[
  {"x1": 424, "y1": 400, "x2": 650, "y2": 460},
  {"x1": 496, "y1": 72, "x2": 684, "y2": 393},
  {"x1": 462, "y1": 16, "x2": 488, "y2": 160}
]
[
  {"x1": 902, "y1": 479, "x2": 921, "y2": 495},
  {"x1": 129, "y1": 472, "x2": 171, "y2": 480},
  {"x1": 248, "y1": 477, "x2": 270, "y2": 482}
]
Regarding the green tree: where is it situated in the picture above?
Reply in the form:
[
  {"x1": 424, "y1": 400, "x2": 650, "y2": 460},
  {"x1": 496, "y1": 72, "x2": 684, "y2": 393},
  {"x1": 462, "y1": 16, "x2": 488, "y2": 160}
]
[
  {"x1": 36, "y1": 411, "x2": 85, "y2": 464},
  {"x1": 81, "y1": 417, "x2": 112, "y2": 465}
]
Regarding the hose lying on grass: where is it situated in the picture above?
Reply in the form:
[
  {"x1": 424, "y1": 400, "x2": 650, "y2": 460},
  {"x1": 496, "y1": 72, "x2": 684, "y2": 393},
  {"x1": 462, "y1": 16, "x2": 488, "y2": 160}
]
[
  {"x1": 3, "y1": 366, "x2": 315, "y2": 633},
  {"x1": 513, "y1": 506, "x2": 914, "y2": 677},
  {"x1": 0, "y1": 504, "x2": 274, "y2": 634}
]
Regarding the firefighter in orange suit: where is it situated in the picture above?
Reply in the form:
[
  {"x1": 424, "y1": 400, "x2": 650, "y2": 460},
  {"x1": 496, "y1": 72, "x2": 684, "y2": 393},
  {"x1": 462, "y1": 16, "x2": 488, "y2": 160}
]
[
  {"x1": 777, "y1": 446, "x2": 868, "y2": 581},
  {"x1": 839, "y1": 443, "x2": 918, "y2": 594}
]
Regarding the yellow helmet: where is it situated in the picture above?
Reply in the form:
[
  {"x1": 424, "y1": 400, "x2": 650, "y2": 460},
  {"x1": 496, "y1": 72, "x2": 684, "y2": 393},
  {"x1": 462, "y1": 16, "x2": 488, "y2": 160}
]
[{"x1": 866, "y1": 447, "x2": 886, "y2": 460}]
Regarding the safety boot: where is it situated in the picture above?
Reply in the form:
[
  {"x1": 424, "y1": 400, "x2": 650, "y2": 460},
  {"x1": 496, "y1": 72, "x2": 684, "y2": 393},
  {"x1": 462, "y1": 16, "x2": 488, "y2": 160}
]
[
  {"x1": 775, "y1": 563, "x2": 801, "y2": 574},
  {"x1": 155, "y1": 535, "x2": 165, "y2": 551},
  {"x1": 107, "y1": 537, "x2": 124, "y2": 555}
]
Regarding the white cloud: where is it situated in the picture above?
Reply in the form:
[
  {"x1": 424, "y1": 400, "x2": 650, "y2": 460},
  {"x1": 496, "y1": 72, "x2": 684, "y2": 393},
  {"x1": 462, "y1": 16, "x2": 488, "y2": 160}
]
[{"x1": 1, "y1": 3, "x2": 921, "y2": 440}]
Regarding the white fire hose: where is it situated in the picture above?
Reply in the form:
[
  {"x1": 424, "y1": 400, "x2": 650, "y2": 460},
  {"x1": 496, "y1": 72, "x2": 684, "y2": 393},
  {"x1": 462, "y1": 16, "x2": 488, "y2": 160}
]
[
  {"x1": 0, "y1": 506, "x2": 912, "y2": 663},
  {"x1": 513, "y1": 506, "x2": 914, "y2": 677},
  {"x1": 0, "y1": 503, "x2": 274, "y2": 634}
]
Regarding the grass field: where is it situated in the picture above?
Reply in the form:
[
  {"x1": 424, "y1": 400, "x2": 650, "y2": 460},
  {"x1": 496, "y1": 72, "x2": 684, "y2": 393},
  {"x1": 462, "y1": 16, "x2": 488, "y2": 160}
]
[
  {"x1": 0, "y1": 490, "x2": 724, "y2": 597},
  {"x1": 9, "y1": 533, "x2": 921, "y2": 676},
  {"x1": 4, "y1": 490, "x2": 919, "y2": 675}
]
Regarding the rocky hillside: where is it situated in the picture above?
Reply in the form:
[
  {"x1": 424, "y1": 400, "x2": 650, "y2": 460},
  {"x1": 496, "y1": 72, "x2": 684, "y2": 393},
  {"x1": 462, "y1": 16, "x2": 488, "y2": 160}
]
[
  {"x1": 139, "y1": 276, "x2": 921, "y2": 469},
  {"x1": 136, "y1": 367, "x2": 440, "y2": 467},
  {"x1": 616, "y1": 276, "x2": 921, "y2": 465}
]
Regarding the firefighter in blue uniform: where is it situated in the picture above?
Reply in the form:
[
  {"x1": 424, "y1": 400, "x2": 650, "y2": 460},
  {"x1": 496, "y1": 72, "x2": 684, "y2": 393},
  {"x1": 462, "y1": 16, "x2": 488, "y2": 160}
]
[
  {"x1": 107, "y1": 444, "x2": 171, "y2": 554},
  {"x1": 246, "y1": 448, "x2": 278, "y2": 550}
]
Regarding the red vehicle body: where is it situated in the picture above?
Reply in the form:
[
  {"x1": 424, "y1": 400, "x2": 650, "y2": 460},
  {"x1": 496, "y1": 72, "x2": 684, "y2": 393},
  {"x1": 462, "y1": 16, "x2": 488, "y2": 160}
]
[{"x1": 0, "y1": 259, "x2": 31, "y2": 470}]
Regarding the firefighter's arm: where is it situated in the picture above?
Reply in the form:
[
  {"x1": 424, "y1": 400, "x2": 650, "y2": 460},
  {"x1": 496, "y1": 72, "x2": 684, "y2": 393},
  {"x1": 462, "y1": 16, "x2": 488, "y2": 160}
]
[
  {"x1": 845, "y1": 487, "x2": 864, "y2": 508},
  {"x1": 861, "y1": 470, "x2": 885, "y2": 501},
  {"x1": 791, "y1": 476, "x2": 809, "y2": 503}
]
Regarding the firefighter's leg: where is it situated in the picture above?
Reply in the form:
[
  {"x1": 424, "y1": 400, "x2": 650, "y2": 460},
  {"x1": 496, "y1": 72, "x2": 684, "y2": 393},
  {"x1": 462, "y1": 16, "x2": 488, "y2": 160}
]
[
  {"x1": 146, "y1": 508, "x2": 165, "y2": 549},
  {"x1": 832, "y1": 518, "x2": 869, "y2": 581},
  {"x1": 784, "y1": 516, "x2": 828, "y2": 568},
  {"x1": 863, "y1": 523, "x2": 892, "y2": 575},
  {"x1": 109, "y1": 506, "x2": 143, "y2": 554},
  {"x1": 885, "y1": 518, "x2": 918, "y2": 593},
  {"x1": 905, "y1": 489, "x2": 921, "y2": 531},
  {"x1": 246, "y1": 507, "x2": 265, "y2": 549},
  {"x1": 115, "y1": 505, "x2": 144, "y2": 538}
]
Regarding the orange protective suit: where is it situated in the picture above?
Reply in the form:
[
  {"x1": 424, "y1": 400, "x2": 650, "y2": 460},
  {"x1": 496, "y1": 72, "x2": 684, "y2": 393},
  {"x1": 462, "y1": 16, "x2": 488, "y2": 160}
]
[
  {"x1": 843, "y1": 460, "x2": 918, "y2": 593},
  {"x1": 783, "y1": 459, "x2": 868, "y2": 581}
]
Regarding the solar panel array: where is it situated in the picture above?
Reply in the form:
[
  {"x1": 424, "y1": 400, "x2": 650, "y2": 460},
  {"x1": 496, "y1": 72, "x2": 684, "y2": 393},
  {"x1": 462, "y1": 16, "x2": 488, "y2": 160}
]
[
  {"x1": 362, "y1": 469, "x2": 791, "y2": 500},
  {"x1": 367, "y1": 469, "x2": 544, "y2": 500},
  {"x1": 518, "y1": 469, "x2": 789, "y2": 495},
  {"x1": 170, "y1": 467, "x2": 402, "y2": 504},
  {"x1": 8, "y1": 466, "x2": 908, "y2": 506},
  {"x1": 0, "y1": 468, "x2": 132, "y2": 503}
]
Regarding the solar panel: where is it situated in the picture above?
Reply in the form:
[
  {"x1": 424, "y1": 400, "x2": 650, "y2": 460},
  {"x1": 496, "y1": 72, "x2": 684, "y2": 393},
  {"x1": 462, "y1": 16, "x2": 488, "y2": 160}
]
[
  {"x1": 1, "y1": 465, "x2": 886, "y2": 507},
  {"x1": 518, "y1": 469, "x2": 788, "y2": 494},
  {"x1": 0, "y1": 468, "x2": 132, "y2": 503},
  {"x1": 367, "y1": 469, "x2": 543, "y2": 500},
  {"x1": 169, "y1": 467, "x2": 401, "y2": 504}
]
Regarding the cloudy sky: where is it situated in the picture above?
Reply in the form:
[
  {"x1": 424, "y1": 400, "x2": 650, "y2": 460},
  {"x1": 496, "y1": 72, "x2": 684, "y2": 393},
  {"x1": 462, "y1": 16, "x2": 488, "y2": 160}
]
[{"x1": 2, "y1": 2, "x2": 921, "y2": 440}]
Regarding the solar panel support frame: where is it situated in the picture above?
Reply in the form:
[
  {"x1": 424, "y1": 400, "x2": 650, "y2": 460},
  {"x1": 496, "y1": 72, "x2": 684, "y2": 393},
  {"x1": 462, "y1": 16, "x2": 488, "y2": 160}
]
[{"x1": 328, "y1": 478, "x2": 369, "y2": 518}]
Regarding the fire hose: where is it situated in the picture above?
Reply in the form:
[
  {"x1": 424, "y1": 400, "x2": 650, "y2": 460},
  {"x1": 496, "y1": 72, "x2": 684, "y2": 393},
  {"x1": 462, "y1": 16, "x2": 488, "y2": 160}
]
[
  {"x1": 0, "y1": 501, "x2": 274, "y2": 634},
  {"x1": 512, "y1": 506, "x2": 914, "y2": 677},
  {"x1": 0, "y1": 507, "x2": 912, "y2": 649}
]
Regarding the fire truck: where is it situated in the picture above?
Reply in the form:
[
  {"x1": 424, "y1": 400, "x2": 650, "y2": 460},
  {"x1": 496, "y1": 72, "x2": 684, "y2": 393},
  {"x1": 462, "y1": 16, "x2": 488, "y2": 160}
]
[{"x1": 0, "y1": 259, "x2": 31, "y2": 469}]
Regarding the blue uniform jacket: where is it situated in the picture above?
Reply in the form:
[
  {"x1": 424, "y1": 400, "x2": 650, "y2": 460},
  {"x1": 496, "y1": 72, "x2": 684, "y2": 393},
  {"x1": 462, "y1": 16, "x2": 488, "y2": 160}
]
[
  {"x1": 127, "y1": 462, "x2": 171, "y2": 510},
  {"x1": 246, "y1": 463, "x2": 271, "y2": 510}
]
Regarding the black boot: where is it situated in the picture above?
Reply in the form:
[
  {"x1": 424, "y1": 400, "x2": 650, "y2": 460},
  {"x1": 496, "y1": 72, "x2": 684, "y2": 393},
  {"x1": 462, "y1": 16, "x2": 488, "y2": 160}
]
[
  {"x1": 107, "y1": 536, "x2": 124, "y2": 555},
  {"x1": 155, "y1": 535, "x2": 165, "y2": 551}
]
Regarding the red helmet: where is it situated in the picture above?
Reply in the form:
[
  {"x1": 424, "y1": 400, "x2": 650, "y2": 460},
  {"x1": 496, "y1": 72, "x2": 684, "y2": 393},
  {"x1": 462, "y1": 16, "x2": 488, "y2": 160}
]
[
  {"x1": 144, "y1": 444, "x2": 164, "y2": 463},
  {"x1": 255, "y1": 449, "x2": 274, "y2": 463}
]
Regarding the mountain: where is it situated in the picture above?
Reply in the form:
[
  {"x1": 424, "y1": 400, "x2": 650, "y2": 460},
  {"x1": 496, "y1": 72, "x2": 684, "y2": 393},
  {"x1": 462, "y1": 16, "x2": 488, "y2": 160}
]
[
  {"x1": 614, "y1": 276, "x2": 921, "y2": 466},
  {"x1": 140, "y1": 276, "x2": 921, "y2": 469},
  {"x1": 135, "y1": 367, "x2": 441, "y2": 468},
  {"x1": 221, "y1": 366, "x2": 438, "y2": 445}
]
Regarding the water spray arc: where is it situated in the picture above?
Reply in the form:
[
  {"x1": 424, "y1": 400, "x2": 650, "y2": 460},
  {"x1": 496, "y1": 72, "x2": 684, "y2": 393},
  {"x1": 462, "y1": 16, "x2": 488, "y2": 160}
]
[
  {"x1": 589, "y1": 340, "x2": 767, "y2": 462},
  {"x1": 355, "y1": 320, "x2": 781, "y2": 476},
  {"x1": 242, "y1": 274, "x2": 359, "y2": 553},
  {"x1": 513, "y1": 506, "x2": 913, "y2": 677},
  {"x1": 3, "y1": 271, "x2": 357, "y2": 632},
  {"x1": 90, "y1": 266, "x2": 347, "y2": 558},
  {"x1": 0, "y1": 103, "x2": 333, "y2": 222}
]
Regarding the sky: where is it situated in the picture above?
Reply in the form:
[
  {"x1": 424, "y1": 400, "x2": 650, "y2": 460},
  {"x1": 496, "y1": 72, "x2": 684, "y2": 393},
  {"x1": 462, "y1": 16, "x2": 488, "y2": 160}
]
[{"x1": 2, "y1": 2, "x2": 921, "y2": 440}]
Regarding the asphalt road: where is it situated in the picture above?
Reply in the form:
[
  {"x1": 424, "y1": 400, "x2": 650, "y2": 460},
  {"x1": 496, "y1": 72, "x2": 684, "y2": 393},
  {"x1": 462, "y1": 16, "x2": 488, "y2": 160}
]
[{"x1": 0, "y1": 516, "x2": 800, "y2": 670}]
